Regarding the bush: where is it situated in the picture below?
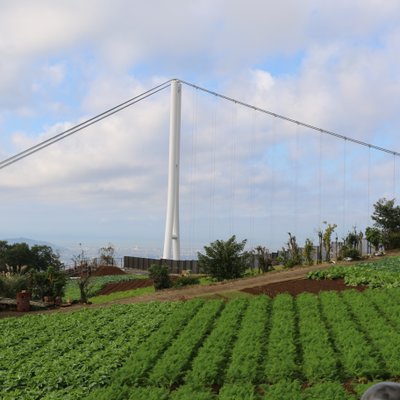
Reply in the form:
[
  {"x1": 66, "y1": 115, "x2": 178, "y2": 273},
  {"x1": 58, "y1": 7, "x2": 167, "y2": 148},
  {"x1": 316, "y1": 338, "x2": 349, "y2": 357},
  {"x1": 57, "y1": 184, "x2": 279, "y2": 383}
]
[
  {"x1": 341, "y1": 246, "x2": 361, "y2": 260},
  {"x1": 0, "y1": 274, "x2": 30, "y2": 298},
  {"x1": 30, "y1": 266, "x2": 67, "y2": 300},
  {"x1": 173, "y1": 276, "x2": 200, "y2": 288},
  {"x1": 197, "y1": 236, "x2": 250, "y2": 281},
  {"x1": 149, "y1": 264, "x2": 172, "y2": 290}
]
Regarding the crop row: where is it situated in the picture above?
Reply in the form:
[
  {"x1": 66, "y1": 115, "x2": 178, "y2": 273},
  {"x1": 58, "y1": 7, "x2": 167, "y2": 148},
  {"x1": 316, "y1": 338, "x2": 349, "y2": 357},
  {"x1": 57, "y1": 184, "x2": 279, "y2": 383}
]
[
  {"x1": 1, "y1": 302, "x2": 179, "y2": 400},
  {"x1": 319, "y1": 291, "x2": 382, "y2": 378},
  {"x1": 4, "y1": 289, "x2": 400, "y2": 399},
  {"x1": 185, "y1": 297, "x2": 248, "y2": 386},
  {"x1": 86, "y1": 299, "x2": 205, "y2": 399},
  {"x1": 81, "y1": 381, "x2": 356, "y2": 399},
  {"x1": 225, "y1": 295, "x2": 270, "y2": 383},
  {"x1": 264, "y1": 293, "x2": 297, "y2": 383},
  {"x1": 296, "y1": 293, "x2": 338, "y2": 382},
  {"x1": 342, "y1": 290, "x2": 400, "y2": 376}
]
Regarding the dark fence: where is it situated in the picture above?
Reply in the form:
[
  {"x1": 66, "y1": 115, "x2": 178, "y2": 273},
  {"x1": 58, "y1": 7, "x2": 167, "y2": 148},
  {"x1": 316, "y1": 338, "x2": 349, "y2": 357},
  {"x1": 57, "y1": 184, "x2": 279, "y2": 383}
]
[{"x1": 124, "y1": 256, "x2": 200, "y2": 274}]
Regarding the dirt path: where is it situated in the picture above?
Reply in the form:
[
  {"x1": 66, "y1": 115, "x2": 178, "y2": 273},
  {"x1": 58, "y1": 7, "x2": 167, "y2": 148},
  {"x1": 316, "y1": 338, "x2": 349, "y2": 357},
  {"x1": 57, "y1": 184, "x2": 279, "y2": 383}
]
[{"x1": 106, "y1": 263, "x2": 331, "y2": 304}]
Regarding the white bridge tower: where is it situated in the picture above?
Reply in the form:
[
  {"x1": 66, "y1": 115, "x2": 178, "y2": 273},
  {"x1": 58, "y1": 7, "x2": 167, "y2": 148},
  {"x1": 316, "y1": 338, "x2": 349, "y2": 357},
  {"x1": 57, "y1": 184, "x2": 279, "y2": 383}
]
[{"x1": 162, "y1": 79, "x2": 182, "y2": 260}]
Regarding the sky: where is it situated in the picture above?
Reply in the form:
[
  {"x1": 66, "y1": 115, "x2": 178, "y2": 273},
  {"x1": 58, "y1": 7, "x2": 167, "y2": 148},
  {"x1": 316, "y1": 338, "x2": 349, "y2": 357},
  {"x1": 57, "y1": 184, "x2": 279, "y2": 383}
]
[{"x1": 1, "y1": 0, "x2": 400, "y2": 260}]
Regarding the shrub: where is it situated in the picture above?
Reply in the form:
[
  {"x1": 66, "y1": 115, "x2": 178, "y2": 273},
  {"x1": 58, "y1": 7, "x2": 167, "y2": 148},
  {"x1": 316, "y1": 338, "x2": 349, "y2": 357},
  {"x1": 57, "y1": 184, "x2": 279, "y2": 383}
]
[
  {"x1": 341, "y1": 247, "x2": 361, "y2": 260},
  {"x1": 149, "y1": 264, "x2": 172, "y2": 290},
  {"x1": 173, "y1": 276, "x2": 200, "y2": 288},
  {"x1": 197, "y1": 236, "x2": 250, "y2": 281},
  {"x1": 0, "y1": 274, "x2": 31, "y2": 298},
  {"x1": 30, "y1": 266, "x2": 67, "y2": 300},
  {"x1": 279, "y1": 233, "x2": 302, "y2": 268}
]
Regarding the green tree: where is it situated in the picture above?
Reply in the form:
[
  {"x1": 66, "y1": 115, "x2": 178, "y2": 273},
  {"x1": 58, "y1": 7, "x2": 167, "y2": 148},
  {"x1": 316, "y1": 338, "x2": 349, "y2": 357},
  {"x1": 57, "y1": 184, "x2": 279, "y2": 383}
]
[
  {"x1": 0, "y1": 241, "x2": 63, "y2": 272},
  {"x1": 365, "y1": 226, "x2": 381, "y2": 252},
  {"x1": 31, "y1": 245, "x2": 63, "y2": 271},
  {"x1": 198, "y1": 235, "x2": 250, "y2": 281},
  {"x1": 371, "y1": 198, "x2": 400, "y2": 249}
]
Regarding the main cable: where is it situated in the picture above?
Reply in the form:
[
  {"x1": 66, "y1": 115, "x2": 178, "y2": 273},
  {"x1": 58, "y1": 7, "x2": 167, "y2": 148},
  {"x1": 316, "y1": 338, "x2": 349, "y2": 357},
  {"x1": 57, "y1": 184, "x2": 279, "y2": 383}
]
[
  {"x1": 179, "y1": 79, "x2": 400, "y2": 157},
  {"x1": 0, "y1": 80, "x2": 172, "y2": 170}
]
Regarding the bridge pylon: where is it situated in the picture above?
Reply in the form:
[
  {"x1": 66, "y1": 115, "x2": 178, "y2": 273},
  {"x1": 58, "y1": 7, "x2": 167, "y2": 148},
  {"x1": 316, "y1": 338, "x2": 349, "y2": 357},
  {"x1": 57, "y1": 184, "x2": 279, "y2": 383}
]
[{"x1": 163, "y1": 79, "x2": 181, "y2": 260}]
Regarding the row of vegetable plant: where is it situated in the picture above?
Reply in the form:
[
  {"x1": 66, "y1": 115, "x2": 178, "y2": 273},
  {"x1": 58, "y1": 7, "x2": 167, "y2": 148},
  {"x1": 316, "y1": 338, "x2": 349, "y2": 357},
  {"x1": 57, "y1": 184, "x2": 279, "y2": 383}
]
[
  {"x1": 319, "y1": 291, "x2": 383, "y2": 378},
  {"x1": 296, "y1": 293, "x2": 338, "y2": 382},
  {"x1": 185, "y1": 297, "x2": 248, "y2": 386},
  {"x1": 148, "y1": 299, "x2": 224, "y2": 386},
  {"x1": 5, "y1": 288, "x2": 400, "y2": 399},
  {"x1": 342, "y1": 289, "x2": 400, "y2": 376},
  {"x1": 1, "y1": 302, "x2": 178, "y2": 400},
  {"x1": 264, "y1": 294, "x2": 297, "y2": 383},
  {"x1": 225, "y1": 296, "x2": 270, "y2": 383},
  {"x1": 86, "y1": 299, "x2": 205, "y2": 399}
]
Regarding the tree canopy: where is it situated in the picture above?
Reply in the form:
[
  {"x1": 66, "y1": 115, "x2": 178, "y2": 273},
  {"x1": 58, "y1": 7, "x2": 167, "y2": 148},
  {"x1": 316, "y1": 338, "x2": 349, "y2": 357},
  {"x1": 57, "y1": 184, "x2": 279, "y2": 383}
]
[
  {"x1": 0, "y1": 241, "x2": 63, "y2": 272},
  {"x1": 197, "y1": 235, "x2": 250, "y2": 281},
  {"x1": 369, "y1": 198, "x2": 400, "y2": 249}
]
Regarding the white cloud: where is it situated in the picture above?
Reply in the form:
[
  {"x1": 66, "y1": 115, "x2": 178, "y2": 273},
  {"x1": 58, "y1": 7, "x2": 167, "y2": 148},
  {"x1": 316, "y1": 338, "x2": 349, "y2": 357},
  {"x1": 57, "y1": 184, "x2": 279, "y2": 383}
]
[{"x1": 1, "y1": 1, "x2": 400, "y2": 252}]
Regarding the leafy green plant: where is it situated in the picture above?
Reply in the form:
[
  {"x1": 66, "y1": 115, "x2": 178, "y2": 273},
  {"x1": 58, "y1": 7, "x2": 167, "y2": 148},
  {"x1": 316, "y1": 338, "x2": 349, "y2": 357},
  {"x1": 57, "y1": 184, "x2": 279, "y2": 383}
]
[
  {"x1": 149, "y1": 263, "x2": 171, "y2": 290},
  {"x1": 219, "y1": 382, "x2": 257, "y2": 399},
  {"x1": 89, "y1": 286, "x2": 154, "y2": 304},
  {"x1": 265, "y1": 294, "x2": 297, "y2": 383},
  {"x1": 296, "y1": 293, "x2": 338, "y2": 381},
  {"x1": 148, "y1": 300, "x2": 223, "y2": 386},
  {"x1": 186, "y1": 297, "x2": 248, "y2": 386},
  {"x1": 226, "y1": 296, "x2": 269, "y2": 383},
  {"x1": 319, "y1": 291, "x2": 383, "y2": 378},
  {"x1": 198, "y1": 235, "x2": 250, "y2": 281}
]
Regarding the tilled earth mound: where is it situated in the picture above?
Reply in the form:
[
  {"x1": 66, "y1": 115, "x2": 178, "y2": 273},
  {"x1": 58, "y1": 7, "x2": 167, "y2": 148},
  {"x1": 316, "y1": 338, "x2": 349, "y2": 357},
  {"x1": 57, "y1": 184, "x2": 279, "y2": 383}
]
[
  {"x1": 97, "y1": 279, "x2": 153, "y2": 295},
  {"x1": 92, "y1": 266, "x2": 126, "y2": 276},
  {"x1": 241, "y1": 278, "x2": 367, "y2": 297}
]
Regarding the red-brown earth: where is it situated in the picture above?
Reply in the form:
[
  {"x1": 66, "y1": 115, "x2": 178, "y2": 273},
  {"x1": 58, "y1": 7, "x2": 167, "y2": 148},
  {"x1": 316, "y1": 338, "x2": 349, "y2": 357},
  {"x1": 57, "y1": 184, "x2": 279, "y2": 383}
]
[{"x1": 241, "y1": 278, "x2": 366, "y2": 297}]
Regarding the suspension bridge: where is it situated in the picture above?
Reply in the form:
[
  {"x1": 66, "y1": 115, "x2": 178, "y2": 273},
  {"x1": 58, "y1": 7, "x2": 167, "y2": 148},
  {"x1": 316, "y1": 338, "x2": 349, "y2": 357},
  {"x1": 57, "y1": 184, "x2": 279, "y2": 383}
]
[{"x1": 0, "y1": 79, "x2": 398, "y2": 260}]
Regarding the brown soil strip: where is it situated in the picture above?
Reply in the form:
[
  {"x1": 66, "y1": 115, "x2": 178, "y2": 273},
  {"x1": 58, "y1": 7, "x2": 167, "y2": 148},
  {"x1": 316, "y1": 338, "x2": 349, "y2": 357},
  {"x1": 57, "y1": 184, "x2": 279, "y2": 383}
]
[
  {"x1": 97, "y1": 279, "x2": 153, "y2": 295},
  {"x1": 241, "y1": 278, "x2": 366, "y2": 297}
]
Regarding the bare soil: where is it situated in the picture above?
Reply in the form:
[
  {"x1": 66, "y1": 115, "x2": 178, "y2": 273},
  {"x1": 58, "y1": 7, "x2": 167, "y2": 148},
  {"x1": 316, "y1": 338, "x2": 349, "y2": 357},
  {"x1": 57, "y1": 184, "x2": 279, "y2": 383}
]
[
  {"x1": 241, "y1": 278, "x2": 366, "y2": 297},
  {"x1": 92, "y1": 265, "x2": 126, "y2": 276}
]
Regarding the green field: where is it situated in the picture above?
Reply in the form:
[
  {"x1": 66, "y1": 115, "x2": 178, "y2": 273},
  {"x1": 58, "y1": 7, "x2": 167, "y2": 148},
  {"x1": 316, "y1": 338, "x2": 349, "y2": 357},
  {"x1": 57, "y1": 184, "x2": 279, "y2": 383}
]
[
  {"x1": 308, "y1": 255, "x2": 400, "y2": 288},
  {"x1": 2, "y1": 287, "x2": 400, "y2": 399}
]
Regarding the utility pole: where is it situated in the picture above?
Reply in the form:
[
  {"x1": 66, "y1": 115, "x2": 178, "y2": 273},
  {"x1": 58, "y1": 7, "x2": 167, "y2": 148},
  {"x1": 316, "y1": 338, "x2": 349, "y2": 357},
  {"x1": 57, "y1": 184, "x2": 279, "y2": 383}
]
[{"x1": 163, "y1": 80, "x2": 181, "y2": 260}]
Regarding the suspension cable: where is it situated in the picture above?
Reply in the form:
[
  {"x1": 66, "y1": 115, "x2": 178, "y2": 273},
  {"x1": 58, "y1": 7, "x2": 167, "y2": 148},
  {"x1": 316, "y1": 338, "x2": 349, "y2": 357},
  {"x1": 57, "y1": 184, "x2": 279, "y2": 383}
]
[
  {"x1": 179, "y1": 79, "x2": 400, "y2": 158},
  {"x1": 0, "y1": 80, "x2": 172, "y2": 170}
]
